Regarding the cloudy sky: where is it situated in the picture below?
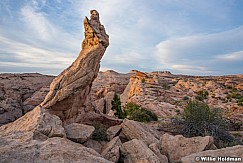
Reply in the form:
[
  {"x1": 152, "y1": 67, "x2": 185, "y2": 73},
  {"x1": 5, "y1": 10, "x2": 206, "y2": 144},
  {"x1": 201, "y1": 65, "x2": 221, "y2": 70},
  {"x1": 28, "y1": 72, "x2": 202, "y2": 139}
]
[{"x1": 1, "y1": 0, "x2": 243, "y2": 75}]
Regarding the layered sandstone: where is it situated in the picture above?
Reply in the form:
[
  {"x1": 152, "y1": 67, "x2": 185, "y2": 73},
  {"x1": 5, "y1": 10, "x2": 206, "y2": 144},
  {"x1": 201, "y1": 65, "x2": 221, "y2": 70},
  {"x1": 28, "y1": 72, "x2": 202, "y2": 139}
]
[{"x1": 40, "y1": 10, "x2": 109, "y2": 121}]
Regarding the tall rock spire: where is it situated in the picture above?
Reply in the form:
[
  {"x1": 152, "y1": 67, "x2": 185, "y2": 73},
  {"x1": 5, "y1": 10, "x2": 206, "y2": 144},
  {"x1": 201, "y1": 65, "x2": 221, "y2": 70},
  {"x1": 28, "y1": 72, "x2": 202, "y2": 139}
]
[{"x1": 40, "y1": 10, "x2": 109, "y2": 121}]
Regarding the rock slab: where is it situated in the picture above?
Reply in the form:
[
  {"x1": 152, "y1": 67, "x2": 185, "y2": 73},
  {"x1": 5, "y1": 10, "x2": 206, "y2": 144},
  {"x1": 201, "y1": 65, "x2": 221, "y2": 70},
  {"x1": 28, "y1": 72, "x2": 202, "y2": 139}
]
[
  {"x1": 121, "y1": 119, "x2": 159, "y2": 145},
  {"x1": 64, "y1": 123, "x2": 95, "y2": 143},
  {"x1": 101, "y1": 136, "x2": 122, "y2": 163},
  {"x1": 160, "y1": 133, "x2": 214, "y2": 163},
  {"x1": 120, "y1": 139, "x2": 161, "y2": 163}
]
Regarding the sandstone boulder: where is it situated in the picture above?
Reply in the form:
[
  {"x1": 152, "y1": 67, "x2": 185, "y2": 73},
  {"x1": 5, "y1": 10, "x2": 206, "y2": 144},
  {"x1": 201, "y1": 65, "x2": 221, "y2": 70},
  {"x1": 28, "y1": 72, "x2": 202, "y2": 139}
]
[
  {"x1": 120, "y1": 139, "x2": 160, "y2": 163},
  {"x1": 160, "y1": 133, "x2": 215, "y2": 163},
  {"x1": 0, "y1": 137, "x2": 112, "y2": 163},
  {"x1": 64, "y1": 123, "x2": 94, "y2": 143},
  {"x1": 106, "y1": 125, "x2": 122, "y2": 140},
  {"x1": 101, "y1": 136, "x2": 122, "y2": 163},
  {"x1": 149, "y1": 143, "x2": 168, "y2": 163},
  {"x1": 0, "y1": 106, "x2": 66, "y2": 140},
  {"x1": 181, "y1": 145, "x2": 243, "y2": 163},
  {"x1": 40, "y1": 10, "x2": 109, "y2": 122},
  {"x1": 121, "y1": 119, "x2": 159, "y2": 145},
  {"x1": 83, "y1": 139, "x2": 107, "y2": 153}
]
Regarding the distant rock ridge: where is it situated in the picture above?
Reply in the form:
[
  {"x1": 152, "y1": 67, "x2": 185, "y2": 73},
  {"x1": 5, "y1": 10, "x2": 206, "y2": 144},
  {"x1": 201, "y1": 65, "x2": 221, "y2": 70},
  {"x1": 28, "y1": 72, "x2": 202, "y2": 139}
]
[{"x1": 40, "y1": 10, "x2": 109, "y2": 121}]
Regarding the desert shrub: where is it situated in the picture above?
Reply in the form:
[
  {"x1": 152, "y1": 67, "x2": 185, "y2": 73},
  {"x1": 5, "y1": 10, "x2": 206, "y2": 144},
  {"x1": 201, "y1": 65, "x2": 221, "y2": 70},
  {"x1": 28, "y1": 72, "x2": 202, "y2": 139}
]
[
  {"x1": 111, "y1": 93, "x2": 126, "y2": 119},
  {"x1": 195, "y1": 90, "x2": 209, "y2": 101},
  {"x1": 227, "y1": 92, "x2": 242, "y2": 99},
  {"x1": 162, "y1": 83, "x2": 170, "y2": 90},
  {"x1": 183, "y1": 96, "x2": 189, "y2": 101},
  {"x1": 141, "y1": 78, "x2": 145, "y2": 83},
  {"x1": 91, "y1": 122, "x2": 108, "y2": 141},
  {"x1": 182, "y1": 100, "x2": 237, "y2": 148},
  {"x1": 237, "y1": 98, "x2": 243, "y2": 106},
  {"x1": 111, "y1": 98, "x2": 158, "y2": 122},
  {"x1": 124, "y1": 102, "x2": 158, "y2": 122}
]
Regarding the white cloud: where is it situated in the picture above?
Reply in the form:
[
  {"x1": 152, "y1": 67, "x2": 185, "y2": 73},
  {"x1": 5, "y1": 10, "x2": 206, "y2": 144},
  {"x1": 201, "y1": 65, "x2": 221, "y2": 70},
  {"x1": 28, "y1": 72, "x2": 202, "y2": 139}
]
[
  {"x1": 171, "y1": 64, "x2": 213, "y2": 74},
  {"x1": 216, "y1": 51, "x2": 243, "y2": 61},
  {"x1": 21, "y1": 5, "x2": 55, "y2": 41},
  {"x1": 155, "y1": 26, "x2": 243, "y2": 74},
  {"x1": 1, "y1": 0, "x2": 243, "y2": 75},
  {"x1": 0, "y1": 35, "x2": 75, "y2": 67}
]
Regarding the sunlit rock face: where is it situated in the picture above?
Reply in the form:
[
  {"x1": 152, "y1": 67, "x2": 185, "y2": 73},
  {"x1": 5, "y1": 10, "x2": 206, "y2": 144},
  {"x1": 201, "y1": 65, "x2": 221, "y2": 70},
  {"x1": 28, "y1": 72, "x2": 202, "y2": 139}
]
[{"x1": 40, "y1": 10, "x2": 109, "y2": 121}]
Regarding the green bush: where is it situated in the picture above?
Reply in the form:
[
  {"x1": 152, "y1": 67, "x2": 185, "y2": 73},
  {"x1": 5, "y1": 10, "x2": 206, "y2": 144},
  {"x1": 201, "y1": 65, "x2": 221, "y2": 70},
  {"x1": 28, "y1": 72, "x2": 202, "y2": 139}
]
[
  {"x1": 111, "y1": 96, "x2": 158, "y2": 123},
  {"x1": 195, "y1": 90, "x2": 209, "y2": 101},
  {"x1": 162, "y1": 83, "x2": 170, "y2": 90},
  {"x1": 91, "y1": 122, "x2": 108, "y2": 141},
  {"x1": 227, "y1": 92, "x2": 242, "y2": 99},
  {"x1": 182, "y1": 100, "x2": 237, "y2": 148},
  {"x1": 111, "y1": 93, "x2": 126, "y2": 119},
  {"x1": 183, "y1": 96, "x2": 189, "y2": 101},
  {"x1": 141, "y1": 78, "x2": 145, "y2": 83},
  {"x1": 124, "y1": 102, "x2": 158, "y2": 122},
  {"x1": 237, "y1": 98, "x2": 243, "y2": 106}
]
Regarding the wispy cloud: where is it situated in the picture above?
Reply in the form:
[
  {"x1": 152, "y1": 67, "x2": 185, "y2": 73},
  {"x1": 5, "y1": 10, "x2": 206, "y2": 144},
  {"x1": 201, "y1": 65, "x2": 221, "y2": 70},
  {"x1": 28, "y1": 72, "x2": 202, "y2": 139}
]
[
  {"x1": 216, "y1": 51, "x2": 243, "y2": 61},
  {"x1": 155, "y1": 26, "x2": 243, "y2": 75},
  {"x1": 0, "y1": 0, "x2": 82, "y2": 75},
  {"x1": 0, "y1": 0, "x2": 243, "y2": 75}
]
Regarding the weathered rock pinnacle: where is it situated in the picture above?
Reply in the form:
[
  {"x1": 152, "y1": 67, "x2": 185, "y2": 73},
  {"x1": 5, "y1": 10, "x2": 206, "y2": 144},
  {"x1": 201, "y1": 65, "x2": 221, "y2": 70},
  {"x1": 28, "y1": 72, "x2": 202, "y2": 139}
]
[{"x1": 40, "y1": 10, "x2": 109, "y2": 121}]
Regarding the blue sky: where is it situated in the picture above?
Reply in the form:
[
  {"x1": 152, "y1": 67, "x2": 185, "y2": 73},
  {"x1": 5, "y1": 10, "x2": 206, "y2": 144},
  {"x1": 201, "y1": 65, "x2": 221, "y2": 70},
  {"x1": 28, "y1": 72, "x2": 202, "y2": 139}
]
[{"x1": 0, "y1": 0, "x2": 243, "y2": 75}]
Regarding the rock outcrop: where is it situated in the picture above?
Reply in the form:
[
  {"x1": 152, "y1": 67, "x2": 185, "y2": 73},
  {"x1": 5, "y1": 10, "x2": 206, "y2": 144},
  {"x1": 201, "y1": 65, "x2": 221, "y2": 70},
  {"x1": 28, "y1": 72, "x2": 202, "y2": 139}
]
[
  {"x1": 120, "y1": 70, "x2": 243, "y2": 120},
  {"x1": 160, "y1": 133, "x2": 215, "y2": 163},
  {"x1": 40, "y1": 10, "x2": 109, "y2": 122},
  {"x1": 0, "y1": 73, "x2": 54, "y2": 126}
]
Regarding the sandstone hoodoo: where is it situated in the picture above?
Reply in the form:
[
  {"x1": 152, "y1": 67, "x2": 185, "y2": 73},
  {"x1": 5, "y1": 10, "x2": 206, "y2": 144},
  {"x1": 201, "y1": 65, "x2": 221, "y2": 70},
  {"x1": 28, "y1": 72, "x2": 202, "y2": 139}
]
[
  {"x1": 0, "y1": 10, "x2": 113, "y2": 163},
  {"x1": 40, "y1": 10, "x2": 109, "y2": 121}
]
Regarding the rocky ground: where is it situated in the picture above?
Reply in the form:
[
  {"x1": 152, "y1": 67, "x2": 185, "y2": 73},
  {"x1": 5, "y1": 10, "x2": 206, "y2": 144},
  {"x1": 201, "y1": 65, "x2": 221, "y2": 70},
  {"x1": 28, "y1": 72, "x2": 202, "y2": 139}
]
[
  {"x1": 121, "y1": 70, "x2": 243, "y2": 123},
  {"x1": 1, "y1": 70, "x2": 242, "y2": 126},
  {"x1": 0, "y1": 73, "x2": 54, "y2": 125}
]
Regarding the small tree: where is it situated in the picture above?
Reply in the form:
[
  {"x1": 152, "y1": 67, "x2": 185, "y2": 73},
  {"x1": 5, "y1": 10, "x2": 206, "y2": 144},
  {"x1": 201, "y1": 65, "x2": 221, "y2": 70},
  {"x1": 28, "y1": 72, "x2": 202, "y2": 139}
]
[
  {"x1": 124, "y1": 102, "x2": 158, "y2": 122},
  {"x1": 111, "y1": 93, "x2": 125, "y2": 119},
  {"x1": 182, "y1": 100, "x2": 236, "y2": 148}
]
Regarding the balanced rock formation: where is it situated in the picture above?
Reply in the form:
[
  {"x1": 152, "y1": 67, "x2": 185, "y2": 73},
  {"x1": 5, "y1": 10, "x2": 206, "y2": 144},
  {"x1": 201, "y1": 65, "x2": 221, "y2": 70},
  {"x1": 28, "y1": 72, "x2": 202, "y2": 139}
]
[
  {"x1": 0, "y1": 10, "x2": 112, "y2": 163},
  {"x1": 40, "y1": 10, "x2": 109, "y2": 121}
]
